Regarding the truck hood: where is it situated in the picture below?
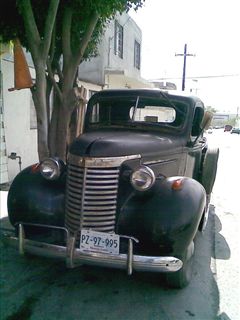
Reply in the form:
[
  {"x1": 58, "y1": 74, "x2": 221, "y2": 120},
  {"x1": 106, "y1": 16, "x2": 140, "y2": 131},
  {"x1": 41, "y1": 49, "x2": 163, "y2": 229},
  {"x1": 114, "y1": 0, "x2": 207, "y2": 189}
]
[{"x1": 69, "y1": 130, "x2": 185, "y2": 158}]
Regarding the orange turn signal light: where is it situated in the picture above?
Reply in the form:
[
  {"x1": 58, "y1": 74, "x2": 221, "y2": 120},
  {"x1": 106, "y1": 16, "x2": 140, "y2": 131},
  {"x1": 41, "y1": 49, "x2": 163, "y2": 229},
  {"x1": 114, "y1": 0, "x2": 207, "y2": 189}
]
[
  {"x1": 171, "y1": 178, "x2": 183, "y2": 190},
  {"x1": 31, "y1": 163, "x2": 40, "y2": 173}
]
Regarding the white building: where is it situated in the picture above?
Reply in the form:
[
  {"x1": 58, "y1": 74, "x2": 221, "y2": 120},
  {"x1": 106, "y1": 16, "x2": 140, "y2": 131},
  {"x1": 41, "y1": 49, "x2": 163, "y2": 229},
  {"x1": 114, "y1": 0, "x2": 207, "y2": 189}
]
[
  {"x1": 78, "y1": 12, "x2": 153, "y2": 97},
  {"x1": 0, "y1": 43, "x2": 38, "y2": 184}
]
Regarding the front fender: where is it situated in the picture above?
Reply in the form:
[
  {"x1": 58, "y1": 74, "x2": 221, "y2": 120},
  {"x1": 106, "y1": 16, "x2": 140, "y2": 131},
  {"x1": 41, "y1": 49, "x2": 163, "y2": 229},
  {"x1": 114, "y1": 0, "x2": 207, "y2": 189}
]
[
  {"x1": 117, "y1": 176, "x2": 206, "y2": 256},
  {"x1": 8, "y1": 164, "x2": 66, "y2": 228}
]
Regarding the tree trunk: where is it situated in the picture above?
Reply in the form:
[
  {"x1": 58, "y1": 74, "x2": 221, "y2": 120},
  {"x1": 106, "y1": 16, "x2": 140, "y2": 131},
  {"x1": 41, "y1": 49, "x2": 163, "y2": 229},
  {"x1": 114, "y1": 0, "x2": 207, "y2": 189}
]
[
  {"x1": 55, "y1": 105, "x2": 71, "y2": 161},
  {"x1": 31, "y1": 65, "x2": 49, "y2": 161},
  {"x1": 48, "y1": 88, "x2": 60, "y2": 157}
]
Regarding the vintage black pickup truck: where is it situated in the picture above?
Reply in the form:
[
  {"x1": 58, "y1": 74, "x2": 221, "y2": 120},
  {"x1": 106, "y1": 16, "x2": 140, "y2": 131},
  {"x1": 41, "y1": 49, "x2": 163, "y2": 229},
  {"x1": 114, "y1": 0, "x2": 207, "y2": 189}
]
[{"x1": 6, "y1": 89, "x2": 219, "y2": 288}]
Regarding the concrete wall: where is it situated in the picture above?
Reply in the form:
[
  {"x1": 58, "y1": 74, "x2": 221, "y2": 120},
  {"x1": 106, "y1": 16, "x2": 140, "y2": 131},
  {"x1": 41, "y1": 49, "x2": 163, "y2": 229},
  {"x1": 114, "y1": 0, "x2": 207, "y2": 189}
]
[
  {"x1": 78, "y1": 12, "x2": 142, "y2": 86},
  {"x1": 1, "y1": 58, "x2": 38, "y2": 181},
  {"x1": 77, "y1": 80, "x2": 102, "y2": 99}
]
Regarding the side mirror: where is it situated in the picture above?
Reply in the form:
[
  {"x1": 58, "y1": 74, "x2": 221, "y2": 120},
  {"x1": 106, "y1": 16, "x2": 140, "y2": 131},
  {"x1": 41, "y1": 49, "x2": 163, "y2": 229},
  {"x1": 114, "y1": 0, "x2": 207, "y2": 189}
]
[{"x1": 201, "y1": 111, "x2": 213, "y2": 131}]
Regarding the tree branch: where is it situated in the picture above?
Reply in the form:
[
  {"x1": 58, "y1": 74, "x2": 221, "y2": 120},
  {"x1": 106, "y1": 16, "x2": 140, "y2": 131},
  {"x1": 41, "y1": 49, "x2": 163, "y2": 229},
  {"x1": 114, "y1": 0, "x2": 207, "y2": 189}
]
[
  {"x1": 74, "y1": 10, "x2": 99, "y2": 67},
  {"x1": 47, "y1": 57, "x2": 62, "y2": 102},
  {"x1": 42, "y1": 0, "x2": 60, "y2": 60},
  {"x1": 19, "y1": 0, "x2": 41, "y2": 59},
  {"x1": 62, "y1": 6, "x2": 72, "y2": 63},
  {"x1": 48, "y1": 21, "x2": 56, "y2": 65}
]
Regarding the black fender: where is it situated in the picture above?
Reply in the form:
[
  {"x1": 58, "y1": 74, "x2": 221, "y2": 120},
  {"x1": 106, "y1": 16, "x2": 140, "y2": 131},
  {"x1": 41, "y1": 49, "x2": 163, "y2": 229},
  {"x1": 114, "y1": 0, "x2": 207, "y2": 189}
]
[
  {"x1": 117, "y1": 176, "x2": 206, "y2": 257},
  {"x1": 8, "y1": 164, "x2": 66, "y2": 228}
]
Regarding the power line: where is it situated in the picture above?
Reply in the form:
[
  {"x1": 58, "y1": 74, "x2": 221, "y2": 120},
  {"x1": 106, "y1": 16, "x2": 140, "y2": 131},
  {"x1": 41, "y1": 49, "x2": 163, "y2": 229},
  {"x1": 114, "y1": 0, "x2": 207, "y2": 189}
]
[{"x1": 151, "y1": 73, "x2": 240, "y2": 81}]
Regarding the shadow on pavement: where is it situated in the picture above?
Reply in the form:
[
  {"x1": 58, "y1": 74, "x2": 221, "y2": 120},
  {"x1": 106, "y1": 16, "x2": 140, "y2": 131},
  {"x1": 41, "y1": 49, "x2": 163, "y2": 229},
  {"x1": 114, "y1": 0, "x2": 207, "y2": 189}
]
[{"x1": 0, "y1": 205, "x2": 231, "y2": 320}]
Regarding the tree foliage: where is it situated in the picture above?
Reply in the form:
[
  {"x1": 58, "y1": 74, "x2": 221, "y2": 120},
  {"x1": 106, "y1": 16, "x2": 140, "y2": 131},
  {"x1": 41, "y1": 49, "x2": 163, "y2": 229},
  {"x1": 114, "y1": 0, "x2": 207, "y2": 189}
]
[
  {"x1": 205, "y1": 105, "x2": 217, "y2": 114},
  {"x1": 0, "y1": 0, "x2": 144, "y2": 161}
]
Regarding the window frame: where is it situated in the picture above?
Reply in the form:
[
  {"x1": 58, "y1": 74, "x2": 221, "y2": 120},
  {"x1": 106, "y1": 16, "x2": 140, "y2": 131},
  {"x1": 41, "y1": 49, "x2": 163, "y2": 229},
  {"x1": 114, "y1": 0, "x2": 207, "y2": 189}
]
[
  {"x1": 114, "y1": 21, "x2": 123, "y2": 59},
  {"x1": 134, "y1": 40, "x2": 141, "y2": 70}
]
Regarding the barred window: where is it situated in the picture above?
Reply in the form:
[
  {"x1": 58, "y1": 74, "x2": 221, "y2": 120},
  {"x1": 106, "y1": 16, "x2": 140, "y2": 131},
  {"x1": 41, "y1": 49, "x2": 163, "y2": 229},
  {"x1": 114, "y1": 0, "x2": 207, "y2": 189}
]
[
  {"x1": 114, "y1": 21, "x2": 123, "y2": 58},
  {"x1": 134, "y1": 40, "x2": 141, "y2": 70}
]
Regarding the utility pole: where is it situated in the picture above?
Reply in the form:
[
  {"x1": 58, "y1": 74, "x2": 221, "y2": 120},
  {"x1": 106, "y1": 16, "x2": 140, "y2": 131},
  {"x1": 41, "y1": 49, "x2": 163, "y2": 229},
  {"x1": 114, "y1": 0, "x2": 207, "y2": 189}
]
[{"x1": 175, "y1": 44, "x2": 195, "y2": 91}]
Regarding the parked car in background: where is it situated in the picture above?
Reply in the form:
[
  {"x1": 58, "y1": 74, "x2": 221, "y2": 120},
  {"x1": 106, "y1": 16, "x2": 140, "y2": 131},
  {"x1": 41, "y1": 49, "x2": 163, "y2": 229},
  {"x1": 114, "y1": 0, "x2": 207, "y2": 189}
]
[
  {"x1": 224, "y1": 125, "x2": 233, "y2": 132},
  {"x1": 4, "y1": 89, "x2": 219, "y2": 289},
  {"x1": 231, "y1": 127, "x2": 240, "y2": 134},
  {"x1": 207, "y1": 127, "x2": 213, "y2": 134}
]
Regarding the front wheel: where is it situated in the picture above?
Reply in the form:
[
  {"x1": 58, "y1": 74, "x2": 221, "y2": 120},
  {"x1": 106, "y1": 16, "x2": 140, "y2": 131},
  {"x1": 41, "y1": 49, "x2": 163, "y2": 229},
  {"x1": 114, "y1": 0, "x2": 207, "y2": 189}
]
[
  {"x1": 166, "y1": 242, "x2": 194, "y2": 289},
  {"x1": 201, "y1": 147, "x2": 219, "y2": 195}
]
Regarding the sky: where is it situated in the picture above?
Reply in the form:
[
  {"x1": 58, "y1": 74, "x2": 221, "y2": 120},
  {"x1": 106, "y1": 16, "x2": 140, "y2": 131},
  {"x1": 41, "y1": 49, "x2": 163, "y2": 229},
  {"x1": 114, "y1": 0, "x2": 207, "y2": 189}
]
[{"x1": 129, "y1": 0, "x2": 240, "y2": 113}]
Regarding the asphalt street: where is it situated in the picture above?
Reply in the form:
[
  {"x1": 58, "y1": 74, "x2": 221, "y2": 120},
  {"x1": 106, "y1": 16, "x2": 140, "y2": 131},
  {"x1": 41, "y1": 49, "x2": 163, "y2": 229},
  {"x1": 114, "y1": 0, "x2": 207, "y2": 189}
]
[{"x1": 0, "y1": 129, "x2": 239, "y2": 320}]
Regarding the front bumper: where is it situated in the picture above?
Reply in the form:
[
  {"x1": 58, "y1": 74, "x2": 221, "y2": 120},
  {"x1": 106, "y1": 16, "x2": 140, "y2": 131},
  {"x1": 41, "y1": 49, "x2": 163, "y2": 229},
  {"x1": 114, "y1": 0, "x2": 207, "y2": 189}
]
[{"x1": 3, "y1": 223, "x2": 183, "y2": 275}]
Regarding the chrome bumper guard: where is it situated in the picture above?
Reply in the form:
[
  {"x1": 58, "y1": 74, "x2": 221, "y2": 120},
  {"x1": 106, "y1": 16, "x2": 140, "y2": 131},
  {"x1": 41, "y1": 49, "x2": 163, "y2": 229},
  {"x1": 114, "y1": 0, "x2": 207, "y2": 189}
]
[{"x1": 4, "y1": 223, "x2": 183, "y2": 274}]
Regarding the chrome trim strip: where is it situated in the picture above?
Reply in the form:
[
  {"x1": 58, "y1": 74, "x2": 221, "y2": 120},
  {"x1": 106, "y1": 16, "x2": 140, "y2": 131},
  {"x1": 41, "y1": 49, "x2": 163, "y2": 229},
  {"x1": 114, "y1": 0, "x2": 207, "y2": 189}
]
[
  {"x1": 5, "y1": 234, "x2": 183, "y2": 273},
  {"x1": 84, "y1": 194, "x2": 118, "y2": 200},
  {"x1": 68, "y1": 154, "x2": 141, "y2": 168},
  {"x1": 83, "y1": 215, "x2": 116, "y2": 222},
  {"x1": 84, "y1": 200, "x2": 116, "y2": 205},
  {"x1": 143, "y1": 158, "x2": 177, "y2": 165},
  {"x1": 66, "y1": 236, "x2": 76, "y2": 268},
  {"x1": 19, "y1": 224, "x2": 25, "y2": 255},
  {"x1": 80, "y1": 166, "x2": 88, "y2": 230},
  {"x1": 87, "y1": 169, "x2": 120, "y2": 174},
  {"x1": 84, "y1": 205, "x2": 117, "y2": 211},
  {"x1": 84, "y1": 190, "x2": 118, "y2": 195},
  {"x1": 127, "y1": 239, "x2": 133, "y2": 275},
  {"x1": 79, "y1": 210, "x2": 116, "y2": 216},
  {"x1": 84, "y1": 185, "x2": 118, "y2": 190},
  {"x1": 82, "y1": 220, "x2": 115, "y2": 227},
  {"x1": 85, "y1": 179, "x2": 119, "y2": 184}
]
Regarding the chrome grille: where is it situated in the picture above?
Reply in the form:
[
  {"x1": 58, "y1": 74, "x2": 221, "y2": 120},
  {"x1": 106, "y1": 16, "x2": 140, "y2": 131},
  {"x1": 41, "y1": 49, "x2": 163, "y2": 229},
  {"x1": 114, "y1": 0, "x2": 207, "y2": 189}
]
[
  {"x1": 65, "y1": 154, "x2": 140, "y2": 235},
  {"x1": 65, "y1": 160, "x2": 116, "y2": 236},
  {"x1": 66, "y1": 165, "x2": 119, "y2": 233}
]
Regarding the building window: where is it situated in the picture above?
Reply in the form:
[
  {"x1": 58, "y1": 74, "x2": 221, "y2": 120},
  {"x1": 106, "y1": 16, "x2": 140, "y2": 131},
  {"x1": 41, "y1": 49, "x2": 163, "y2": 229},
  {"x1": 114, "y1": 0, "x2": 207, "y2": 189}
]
[
  {"x1": 134, "y1": 40, "x2": 141, "y2": 70},
  {"x1": 30, "y1": 97, "x2": 37, "y2": 129},
  {"x1": 114, "y1": 21, "x2": 123, "y2": 58}
]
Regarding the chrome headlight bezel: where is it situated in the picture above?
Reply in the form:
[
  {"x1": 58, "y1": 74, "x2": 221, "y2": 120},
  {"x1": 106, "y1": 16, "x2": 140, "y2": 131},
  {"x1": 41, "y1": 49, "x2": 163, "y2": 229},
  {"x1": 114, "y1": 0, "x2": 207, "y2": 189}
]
[
  {"x1": 40, "y1": 158, "x2": 63, "y2": 180},
  {"x1": 130, "y1": 165, "x2": 156, "y2": 191}
]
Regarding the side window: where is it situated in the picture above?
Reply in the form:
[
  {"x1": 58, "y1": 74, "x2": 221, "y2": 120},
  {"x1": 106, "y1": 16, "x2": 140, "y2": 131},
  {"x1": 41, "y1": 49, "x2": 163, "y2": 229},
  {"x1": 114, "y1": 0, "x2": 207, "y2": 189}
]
[
  {"x1": 90, "y1": 103, "x2": 100, "y2": 123},
  {"x1": 191, "y1": 106, "x2": 204, "y2": 136}
]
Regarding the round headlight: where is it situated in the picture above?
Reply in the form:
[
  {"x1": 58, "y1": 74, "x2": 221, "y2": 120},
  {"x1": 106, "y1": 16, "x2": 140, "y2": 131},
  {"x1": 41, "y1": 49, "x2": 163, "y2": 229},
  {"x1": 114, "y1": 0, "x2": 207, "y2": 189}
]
[
  {"x1": 130, "y1": 166, "x2": 155, "y2": 191},
  {"x1": 40, "y1": 158, "x2": 62, "y2": 180}
]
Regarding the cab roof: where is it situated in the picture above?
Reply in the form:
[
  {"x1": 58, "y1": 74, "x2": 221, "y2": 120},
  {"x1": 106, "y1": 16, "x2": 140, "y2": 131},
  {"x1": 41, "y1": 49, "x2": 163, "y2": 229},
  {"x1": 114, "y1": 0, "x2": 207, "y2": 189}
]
[{"x1": 90, "y1": 88, "x2": 204, "y2": 108}]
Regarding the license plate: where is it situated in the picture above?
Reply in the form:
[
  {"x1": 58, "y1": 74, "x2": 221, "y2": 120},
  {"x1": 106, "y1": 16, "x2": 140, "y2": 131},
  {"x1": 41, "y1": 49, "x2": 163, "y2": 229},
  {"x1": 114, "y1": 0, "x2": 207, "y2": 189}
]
[{"x1": 79, "y1": 229, "x2": 120, "y2": 255}]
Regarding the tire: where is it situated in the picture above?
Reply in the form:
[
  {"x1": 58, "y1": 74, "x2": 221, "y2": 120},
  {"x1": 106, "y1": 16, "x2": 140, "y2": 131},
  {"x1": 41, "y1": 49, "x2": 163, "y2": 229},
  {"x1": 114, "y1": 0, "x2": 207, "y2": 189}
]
[
  {"x1": 201, "y1": 147, "x2": 219, "y2": 195},
  {"x1": 166, "y1": 242, "x2": 194, "y2": 289},
  {"x1": 198, "y1": 194, "x2": 211, "y2": 232}
]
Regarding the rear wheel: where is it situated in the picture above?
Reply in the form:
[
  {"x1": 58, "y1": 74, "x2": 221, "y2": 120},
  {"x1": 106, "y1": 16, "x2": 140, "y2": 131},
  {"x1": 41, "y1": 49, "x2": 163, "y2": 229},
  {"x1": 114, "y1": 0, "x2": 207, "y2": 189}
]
[{"x1": 166, "y1": 242, "x2": 194, "y2": 289}]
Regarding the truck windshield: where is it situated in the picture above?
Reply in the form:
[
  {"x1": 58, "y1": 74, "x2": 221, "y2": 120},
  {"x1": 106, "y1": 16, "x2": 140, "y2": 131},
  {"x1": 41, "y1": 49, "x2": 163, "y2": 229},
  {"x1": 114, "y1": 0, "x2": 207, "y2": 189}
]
[{"x1": 85, "y1": 95, "x2": 187, "y2": 131}]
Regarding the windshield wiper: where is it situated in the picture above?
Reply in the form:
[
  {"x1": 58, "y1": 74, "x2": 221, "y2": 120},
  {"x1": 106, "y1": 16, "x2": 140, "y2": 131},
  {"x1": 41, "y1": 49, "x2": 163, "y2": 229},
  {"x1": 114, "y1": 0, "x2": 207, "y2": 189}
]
[{"x1": 131, "y1": 96, "x2": 140, "y2": 121}]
